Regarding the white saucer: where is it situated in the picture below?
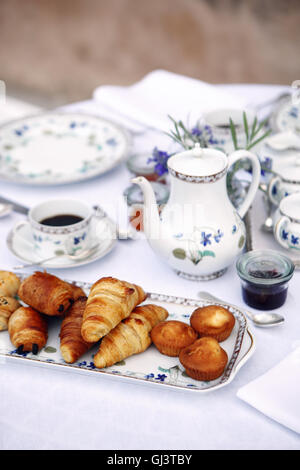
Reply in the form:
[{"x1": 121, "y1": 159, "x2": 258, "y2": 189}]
[{"x1": 6, "y1": 216, "x2": 117, "y2": 269}]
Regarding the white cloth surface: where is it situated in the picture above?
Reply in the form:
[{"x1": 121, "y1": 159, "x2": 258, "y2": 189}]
[
  {"x1": 237, "y1": 344, "x2": 300, "y2": 435},
  {"x1": 93, "y1": 70, "x2": 249, "y2": 132},
  {"x1": 0, "y1": 77, "x2": 300, "y2": 450}
]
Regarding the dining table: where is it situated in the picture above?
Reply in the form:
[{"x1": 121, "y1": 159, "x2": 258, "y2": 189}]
[{"x1": 0, "y1": 78, "x2": 300, "y2": 450}]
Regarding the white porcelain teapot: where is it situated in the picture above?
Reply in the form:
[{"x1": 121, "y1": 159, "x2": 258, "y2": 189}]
[{"x1": 132, "y1": 144, "x2": 261, "y2": 280}]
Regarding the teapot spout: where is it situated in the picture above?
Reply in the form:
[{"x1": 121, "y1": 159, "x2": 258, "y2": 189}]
[{"x1": 131, "y1": 176, "x2": 161, "y2": 239}]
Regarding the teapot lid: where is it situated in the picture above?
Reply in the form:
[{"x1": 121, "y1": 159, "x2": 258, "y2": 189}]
[{"x1": 167, "y1": 144, "x2": 227, "y2": 182}]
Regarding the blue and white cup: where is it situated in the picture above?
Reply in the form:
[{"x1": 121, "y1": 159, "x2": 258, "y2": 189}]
[
  {"x1": 274, "y1": 193, "x2": 300, "y2": 251},
  {"x1": 13, "y1": 198, "x2": 93, "y2": 258}
]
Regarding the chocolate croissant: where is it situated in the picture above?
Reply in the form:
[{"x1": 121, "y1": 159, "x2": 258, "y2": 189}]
[
  {"x1": 0, "y1": 296, "x2": 21, "y2": 331},
  {"x1": 60, "y1": 296, "x2": 95, "y2": 364},
  {"x1": 81, "y1": 276, "x2": 146, "y2": 343},
  {"x1": 0, "y1": 271, "x2": 21, "y2": 297},
  {"x1": 8, "y1": 306, "x2": 48, "y2": 354},
  {"x1": 67, "y1": 283, "x2": 86, "y2": 301},
  {"x1": 18, "y1": 271, "x2": 75, "y2": 316},
  {"x1": 94, "y1": 304, "x2": 168, "y2": 368}
]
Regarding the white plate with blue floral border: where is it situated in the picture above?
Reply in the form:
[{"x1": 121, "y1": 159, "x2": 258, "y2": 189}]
[
  {"x1": 0, "y1": 274, "x2": 255, "y2": 393},
  {"x1": 6, "y1": 216, "x2": 117, "y2": 269},
  {"x1": 0, "y1": 112, "x2": 131, "y2": 185}
]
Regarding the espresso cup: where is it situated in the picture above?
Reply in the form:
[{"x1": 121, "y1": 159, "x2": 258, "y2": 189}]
[
  {"x1": 274, "y1": 193, "x2": 300, "y2": 251},
  {"x1": 14, "y1": 198, "x2": 93, "y2": 258}
]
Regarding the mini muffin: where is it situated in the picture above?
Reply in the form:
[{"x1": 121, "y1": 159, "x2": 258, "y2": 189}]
[
  {"x1": 179, "y1": 337, "x2": 228, "y2": 381},
  {"x1": 190, "y1": 305, "x2": 235, "y2": 342},
  {"x1": 151, "y1": 320, "x2": 198, "y2": 357}
]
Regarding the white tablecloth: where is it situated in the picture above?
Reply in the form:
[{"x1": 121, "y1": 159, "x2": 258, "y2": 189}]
[{"x1": 0, "y1": 89, "x2": 300, "y2": 450}]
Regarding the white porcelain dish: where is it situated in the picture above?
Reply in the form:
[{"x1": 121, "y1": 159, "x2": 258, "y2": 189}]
[
  {"x1": 6, "y1": 216, "x2": 117, "y2": 269},
  {"x1": 0, "y1": 112, "x2": 131, "y2": 185},
  {"x1": 0, "y1": 275, "x2": 255, "y2": 393}
]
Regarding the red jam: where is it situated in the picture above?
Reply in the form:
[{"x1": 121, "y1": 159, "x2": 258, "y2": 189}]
[{"x1": 237, "y1": 250, "x2": 294, "y2": 311}]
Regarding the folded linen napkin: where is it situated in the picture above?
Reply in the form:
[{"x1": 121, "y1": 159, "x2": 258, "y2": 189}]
[
  {"x1": 93, "y1": 69, "x2": 248, "y2": 132},
  {"x1": 237, "y1": 345, "x2": 300, "y2": 434}
]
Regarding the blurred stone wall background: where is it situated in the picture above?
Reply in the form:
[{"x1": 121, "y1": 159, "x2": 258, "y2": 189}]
[{"x1": 0, "y1": 0, "x2": 299, "y2": 106}]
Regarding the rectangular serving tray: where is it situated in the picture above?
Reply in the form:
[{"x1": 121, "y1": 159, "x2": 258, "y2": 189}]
[{"x1": 0, "y1": 275, "x2": 255, "y2": 393}]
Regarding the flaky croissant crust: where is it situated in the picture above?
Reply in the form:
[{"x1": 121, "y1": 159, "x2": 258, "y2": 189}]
[
  {"x1": 60, "y1": 296, "x2": 94, "y2": 364},
  {"x1": 0, "y1": 271, "x2": 21, "y2": 297},
  {"x1": 94, "y1": 303, "x2": 168, "y2": 368},
  {"x1": 81, "y1": 276, "x2": 146, "y2": 342},
  {"x1": 0, "y1": 296, "x2": 21, "y2": 331}
]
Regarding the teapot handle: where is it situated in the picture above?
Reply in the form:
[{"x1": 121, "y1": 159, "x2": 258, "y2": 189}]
[{"x1": 227, "y1": 149, "x2": 261, "y2": 219}]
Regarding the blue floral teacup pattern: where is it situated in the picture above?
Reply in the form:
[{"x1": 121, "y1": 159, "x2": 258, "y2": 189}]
[{"x1": 14, "y1": 198, "x2": 94, "y2": 258}]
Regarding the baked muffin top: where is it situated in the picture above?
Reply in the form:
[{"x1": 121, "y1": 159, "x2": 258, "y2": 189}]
[
  {"x1": 151, "y1": 320, "x2": 197, "y2": 348},
  {"x1": 191, "y1": 305, "x2": 235, "y2": 333},
  {"x1": 179, "y1": 337, "x2": 228, "y2": 372}
]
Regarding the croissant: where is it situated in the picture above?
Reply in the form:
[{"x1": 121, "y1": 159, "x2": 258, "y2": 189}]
[
  {"x1": 0, "y1": 271, "x2": 21, "y2": 297},
  {"x1": 18, "y1": 271, "x2": 75, "y2": 316},
  {"x1": 94, "y1": 304, "x2": 168, "y2": 368},
  {"x1": 8, "y1": 306, "x2": 48, "y2": 354},
  {"x1": 81, "y1": 276, "x2": 146, "y2": 343},
  {"x1": 0, "y1": 296, "x2": 21, "y2": 331},
  {"x1": 60, "y1": 296, "x2": 95, "y2": 364}
]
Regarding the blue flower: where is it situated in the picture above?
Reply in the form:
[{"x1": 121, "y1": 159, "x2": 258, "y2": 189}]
[
  {"x1": 260, "y1": 157, "x2": 273, "y2": 176},
  {"x1": 232, "y1": 225, "x2": 237, "y2": 234},
  {"x1": 149, "y1": 147, "x2": 172, "y2": 176},
  {"x1": 155, "y1": 374, "x2": 167, "y2": 382},
  {"x1": 70, "y1": 122, "x2": 77, "y2": 128},
  {"x1": 10, "y1": 349, "x2": 30, "y2": 357},
  {"x1": 145, "y1": 373, "x2": 155, "y2": 379},
  {"x1": 200, "y1": 232, "x2": 212, "y2": 246},
  {"x1": 282, "y1": 229, "x2": 289, "y2": 241},
  {"x1": 191, "y1": 127, "x2": 202, "y2": 137},
  {"x1": 291, "y1": 234, "x2": 299, "y2": 245},
  {"x1": 214, "y1": 229, "x2": 224, "y2": 243}
]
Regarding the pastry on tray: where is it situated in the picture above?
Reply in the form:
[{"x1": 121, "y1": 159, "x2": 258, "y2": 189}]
[
  {"x1": 8, "y1": 306, "x2": 48, "y2": 354},
  {"x1": 67, "y1": 283, "x2": 86, "y2": 301},
  {"x1": 81, "y1": 276, "x2": 146, "y2": 343},
  {"x1": 151, "y1": 320, "x2": 198, "y2": 357},
  {"x1": 0, "y1": 296, "x2": 21, "y2": 331},
  {"x1": 0, "y1": 271, "x2": 21, "y2": 297},
  {"x1": 190, "y1": 305, "x2": 235, "y2": 342},
  {"x1": 18, "y1": 271, "x2": 75, "y2": 316},
  {"x1": 94, "y1": 304, "x2": 168, "y2": 368},
  {"x1": 179, "y1": 337, "x2": 228, "y2": 381},
  {"x1": 60, "y1": 296, "x2": 95, "y2": 364}
]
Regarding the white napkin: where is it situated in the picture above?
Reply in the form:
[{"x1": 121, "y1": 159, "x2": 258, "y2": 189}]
[
  {"x1": 93, "y1": 69, "x2": 248, "y2": 132},
  {"x1": 237, "y1": 345, "x2": 300, "y2": 434}
]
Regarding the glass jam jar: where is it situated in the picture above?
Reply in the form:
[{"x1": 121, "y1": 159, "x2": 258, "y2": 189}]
[
  {"x1": 236, "y1": 249, "x2": 294, "y2": 310},
  {"x1": 124, "y1": 182, "x2": 169, "y2": 232}
]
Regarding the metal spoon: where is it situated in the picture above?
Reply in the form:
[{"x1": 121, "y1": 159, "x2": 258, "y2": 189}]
[
  {"x1": 261, "y1": 194, "x2": 274, "y2": 233},
  {"x1": 197, "y1": 291, "x2": 285, "y2": 328},
  {"x1": 13, "y1": 244, "x2": 100, "y2": 270}
]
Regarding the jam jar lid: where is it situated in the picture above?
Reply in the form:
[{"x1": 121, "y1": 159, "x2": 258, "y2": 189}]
[
  {"x1": 123, "y1": 182, "x2": 170, "y2": 206},
  {"x1": 126, "y1": 153, "x2": 156, "y2": 175},
  {"x1": 236, "y1": 249, "x2": 295, "y2": 286}
]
